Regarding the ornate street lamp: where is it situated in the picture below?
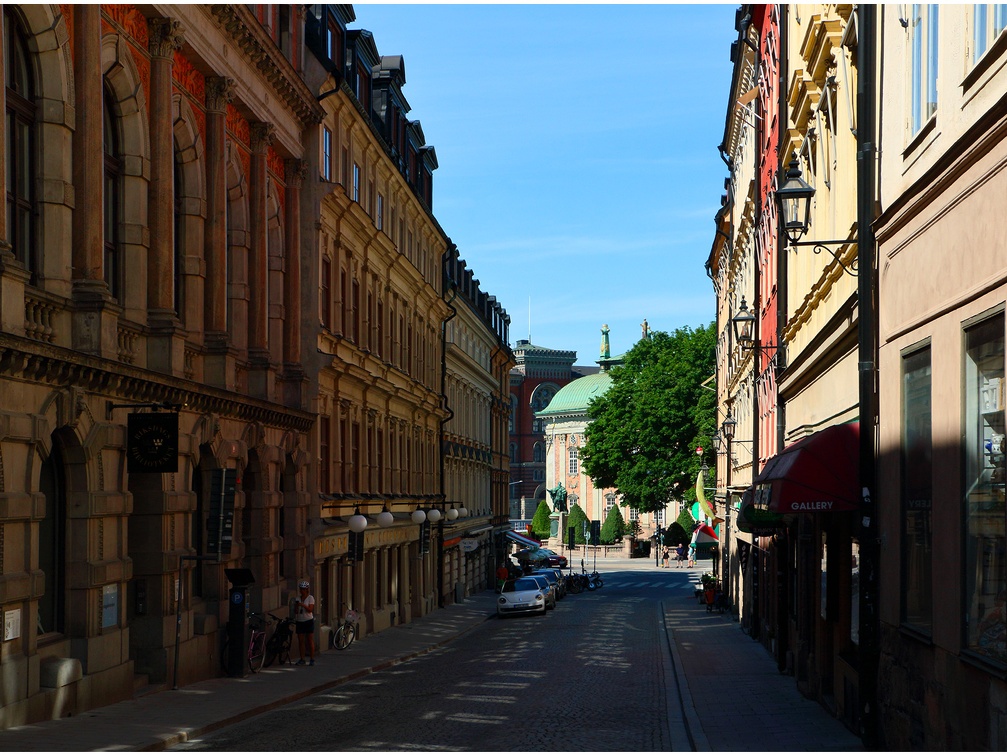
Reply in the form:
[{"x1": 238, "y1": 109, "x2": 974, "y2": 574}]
[
  {"x1": 721, "y1": 413, "x2": 737, "y2": 442},
  {"x1": 775, "y1": 152, "x2": 857, "y2": 276}
]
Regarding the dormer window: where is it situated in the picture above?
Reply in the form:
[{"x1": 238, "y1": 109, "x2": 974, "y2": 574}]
[{"x1": 355, "y1": 62, "x2": 370, "y2": 111}]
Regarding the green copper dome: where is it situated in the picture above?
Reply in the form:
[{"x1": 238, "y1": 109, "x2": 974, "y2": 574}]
[{"x1": 536, "y1": 371, "x2": 613, "y2": 418}]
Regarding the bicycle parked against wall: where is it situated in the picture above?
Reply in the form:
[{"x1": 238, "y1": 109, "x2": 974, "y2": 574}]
[
  {"x1": 329, "y1": 606, "x2": 359, "y2": 650},
  {"x1": 221, "y1": 610, "x2": 271, "y2": 674},
  {"x1": 263, "y1": 612, "x2": 295, "y2": 667}
]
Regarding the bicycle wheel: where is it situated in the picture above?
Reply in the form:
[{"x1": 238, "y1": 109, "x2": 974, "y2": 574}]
[
  {"x1": 248, "y1": 632, "x2": 266, "y2": 672},
  {"x1": 334, "y1": 623, "x2": 355, "y2": 650},
  {"x1": 277, "y1": 636, "x2": 292, "y2": 665}
]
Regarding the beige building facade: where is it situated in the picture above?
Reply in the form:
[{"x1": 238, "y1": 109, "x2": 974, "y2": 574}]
[{"x1": 0, "y1": 4, "x2": 318, "y2": 725}]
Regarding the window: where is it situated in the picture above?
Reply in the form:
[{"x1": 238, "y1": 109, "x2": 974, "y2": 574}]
[
  {"x1": 963, "y1": 314, "x2": 1006, "y2": 664},
  {"x1": 532, "y1": 418, "x2": 545, "y2": 433},
  {"x1": 530, "y1": 384, "x2": 558, "y2": 411},
  {"x1": 533, "y1": 442, "x2": 545, "y2": 463},
  {"x1": 509, "y1": 395, "x2": 517, "y2": 433},
  {"x1": 352, "y1": 163, "x2": 360, "y2": 202},
  {"x1": 326, "y1": 18, "x2": 341, "y2": 65},
  {"x1": 103, "y1": 90, "x2": 122, "y2": 301},
  {"x1": 5, "y1": 9, "x2": 36, "y2": 280},
  {"x1": 604, "y1": 493, "x2": 617, "y2": 520},
  {"x1": 568, "y1": 446, "x2": 579, "y2": 476},
  {"x1": 532, "y1": 469, "x2": 544, "y2": 482},
  {"x1": 376, "y1": 193, "x2": 384, "y2": 231},
  {"x1": 902, "y1": 346, "x2": 933, "y2": 633},
  {"x1": 509, "y1": 443, "x2": 518, "y2": 464},
  {"x1": 320, "y1": 258, "x2": 331, "y2": 327},
  {"x1": 174, "y1": 150, "x2": 182, "y2": 317},
  {"x1": 322, "y1": 127, "x2": 332, "y2": 181},
  {"x1": 910, "y1": 4, "x2": 939, "y2": 134},
  {"x1": 973, "y1": 5, "x2": 1007, "y2": 63},
  {"x1": 319, "y1": 416, "x2": 331, "y2": 492},
  {"x1": 629, "y1": 506, "x2": 639, "y2": 521}
]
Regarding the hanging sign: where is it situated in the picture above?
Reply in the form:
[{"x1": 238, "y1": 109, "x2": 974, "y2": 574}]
[{"x1": 127, "y1": 412, "x2": 179, "y2": 473}]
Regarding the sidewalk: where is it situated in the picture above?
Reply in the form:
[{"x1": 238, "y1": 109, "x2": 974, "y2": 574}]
[
  {"x1": 0, "y1": 595, "x2": 498, "y2": 752},
  {"x1": 663, "y1": 578, "x2": 864, "y2": 752}
]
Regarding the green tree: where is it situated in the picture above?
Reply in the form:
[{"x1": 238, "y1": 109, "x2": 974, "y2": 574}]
[
  {"x1": 676, "y1": 507, "x2": 697, "y2": 539},
  {"x1": 530, "y1": 500, "x2": 552, "y2": 539},
  {"x1": 666, "y1": 521, "x2": 688, "y2": 547},
  {"x1": 567, "y1": 502, "x2": 588, "y2": 544},
  {"x1": 599, "y1": 505, "x2": 627, "y2": 544},
  {"x1": 580, "y1": 324, "x2": 717, "y2": 513}
]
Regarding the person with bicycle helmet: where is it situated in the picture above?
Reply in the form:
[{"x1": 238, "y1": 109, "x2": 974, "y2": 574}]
[{"x1": 294, "y1": 580, "x2": 315, "y2": 666}]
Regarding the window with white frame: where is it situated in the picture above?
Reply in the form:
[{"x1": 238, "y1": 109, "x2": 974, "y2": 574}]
[
  {"x1": 629, "y1": 506, "x2": 639, "y2": 521},
  {"x1": 568, "y1": 446, "x2": 579, "y2": 476},
  {"x1": 322, "y1": 127, "x2": 332, "y2": 181},
  {"x1": 973, "y1": 4, "x2": 1007, "y2": 64},
  {"x1": 910, "y1": 4, "x2": 939, "y2": 135}
]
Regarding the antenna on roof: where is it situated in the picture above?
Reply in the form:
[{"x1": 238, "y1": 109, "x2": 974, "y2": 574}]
[{"x1": 528, "y1": 296, "x2": 532, "y2": 342}]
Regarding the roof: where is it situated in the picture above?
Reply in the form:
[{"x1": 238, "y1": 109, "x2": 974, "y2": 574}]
[{"x1": 536, "y1": 370, "x2": 613, "y2": 418}]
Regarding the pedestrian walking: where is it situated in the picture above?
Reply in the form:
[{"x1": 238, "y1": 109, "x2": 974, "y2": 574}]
[
  {"x1": 661, "y1": 548, "x2": 670, "y2": 568},
  {"x1": 688, "y1": 543, "x2": 696, "y2": 568},
  {"x1": 496, "y1": 562, "x2": 509, "y2": 590},
  {"x1": 294, "y1": 580, "x2": 316, "y2": 666}
]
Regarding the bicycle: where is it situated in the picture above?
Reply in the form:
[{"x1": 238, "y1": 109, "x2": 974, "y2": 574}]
[
  {"x1": 221, "y1": 610, "x2": 270, "y2": 674},
  {"x1": 263, "y1": 612, "x2": 295, "y2": 667},
  {"x1": 329, "y1": 607, "x2": 359, "y2": 650}
]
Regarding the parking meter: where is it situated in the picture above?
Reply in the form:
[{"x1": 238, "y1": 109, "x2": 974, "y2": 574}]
[{"x1": 224, "y1": 568, "x2": 255, "y2": 677}]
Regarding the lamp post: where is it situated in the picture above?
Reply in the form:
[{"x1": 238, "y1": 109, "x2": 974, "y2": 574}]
[{"x1": 720, "y1": 412, "x2": 736, "y2": 595}]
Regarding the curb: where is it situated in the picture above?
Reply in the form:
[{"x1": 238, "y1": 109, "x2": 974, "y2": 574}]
[
  {"x1": 144, "y1": 607, "x2": 496, "y2": 751},
  {"x1": 662, "y1": 599, "x2": 710, "y2": 752}
]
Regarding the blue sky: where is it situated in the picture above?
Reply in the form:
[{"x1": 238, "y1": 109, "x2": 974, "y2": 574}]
[{"x1": 351, "y1": 3, "x2": 737, "y2": 364}]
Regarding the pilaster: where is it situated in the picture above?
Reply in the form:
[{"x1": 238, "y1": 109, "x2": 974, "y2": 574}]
[{"x1": 248, "y1": 122, "x2": 274, "y2": 400}]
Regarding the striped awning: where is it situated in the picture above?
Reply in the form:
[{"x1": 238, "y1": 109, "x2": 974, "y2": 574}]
[{"x1": 504, "y1": 530, "x2": 541, "y2": 549}]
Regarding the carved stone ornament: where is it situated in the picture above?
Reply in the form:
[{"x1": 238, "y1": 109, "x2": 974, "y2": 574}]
[
  {"x1": 205, "y1": 76, "x2": 236, "y2": 113},
  {"x1": 148, "y1": 17, "x2": 185, "y2": 59},
  {"x1": 250, "y1": 122, "x2": 276, "y2": 153},
  {"x1": 285, "y1": 159, "x2": 308, "y2": 187}
]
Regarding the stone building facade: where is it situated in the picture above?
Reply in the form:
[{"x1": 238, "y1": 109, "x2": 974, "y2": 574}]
[{"x1": 0, "y1": 4, "x2": 318, "y2": 725}]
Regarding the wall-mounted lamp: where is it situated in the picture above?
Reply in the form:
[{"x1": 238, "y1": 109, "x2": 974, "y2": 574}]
[
  {"x1": 348, "y1": 507, "x2": 368, "y2": 533},
  {"x1": 731, "y1": 297, "x2": 778, "y2": 354},
  {"x1": 776, "y1": 152, "x2": 857, "y2": 277},
  {"x1": 411, "y1": 508, "x2": 427, "y2": 524},
  {"x1": 376, "y1": 504, "x2": 394, "y2": 528}
]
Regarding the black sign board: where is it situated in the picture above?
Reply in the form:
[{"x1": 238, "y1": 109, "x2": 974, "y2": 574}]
[
  {"x1": 590, "y1": 520, "x2": 601, "y2": 546},
  {"x1": 418, "y1": 521, "x2": 431, "y2": 555},
  {"x1": 568, "y1": 526, "x2": 576, "y2": 549},
  {"x1": 207, "y1": 469, "x2": 237, "y2": 557},
  {"x1": 127, "y1": 412, "x2": 179, "y2": 473},
  {"x1": 348, "y1": 530, "x2": 365, "y2": 561}
]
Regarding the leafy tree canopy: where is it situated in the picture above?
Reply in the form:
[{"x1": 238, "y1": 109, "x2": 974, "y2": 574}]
[
  {"x1": 580, "y1": 324, "x2": 717, "y2": 514},
  {"x1": 599, "y1": 505, "x2": 627, "y2": 544},
  {"x1": 530, "y1": 500, "x2": 552, "y2": 539},
  {"x1": 666, "y1": 521, "x2": 689, "y2": 547}
]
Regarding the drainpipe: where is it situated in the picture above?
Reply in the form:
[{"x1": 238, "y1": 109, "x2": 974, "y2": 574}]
[
  {"x1": 855, "y1": 3, "x2": 880, "y2": 749},
  {"x1": 438, "y1": 265, "x2": 459, "y2": 609}
]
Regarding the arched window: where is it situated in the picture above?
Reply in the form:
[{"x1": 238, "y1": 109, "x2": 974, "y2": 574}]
[
  {"x1": 533, "y1": 441, "x2": 545, "y2": 463},
  {"x1": 5, "y1": 9, "x2": 36, "y2": 280},
  {"x1": 103, "y1": 90, "x2": 122, "y2": 300},
  {"x1": 568, "y1": 445, "x2": 579, "y2": 476}
]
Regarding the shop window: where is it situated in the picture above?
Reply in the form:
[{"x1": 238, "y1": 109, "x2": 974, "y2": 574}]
[
  {"x1": 963, "y1": 314, "x2": 1006, "y2": 664},
  {"x1": 902, "y1": 346, "x2": 933, "y2": 634}
]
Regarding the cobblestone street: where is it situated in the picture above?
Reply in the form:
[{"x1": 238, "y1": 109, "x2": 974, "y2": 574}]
[{"x1": 174, "y1": 568, "x2": 679, "y2": 751}]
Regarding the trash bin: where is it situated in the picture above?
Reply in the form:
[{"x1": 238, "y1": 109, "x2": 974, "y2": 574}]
[{"x1": 224, "y1": 568, "x2": 255, "y2": 677}]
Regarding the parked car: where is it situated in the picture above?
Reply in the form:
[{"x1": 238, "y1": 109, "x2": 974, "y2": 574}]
[
  {"x1": 497, "y1": 577, "x2": 548, "y2": 617},
  {"x1": 525, "y1": 574, "x2": 557, "y2": 610},
  {"x1": 537, "y1": 549, "x2": 568, "y2": 568},
  {"x1": 532, "y1": 568, "x2": 566, "y2": 599}
]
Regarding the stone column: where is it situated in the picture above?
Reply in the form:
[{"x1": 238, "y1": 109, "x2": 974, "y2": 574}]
[
  {"x1": 282, "y1": 159, "x2": 306, "y2": 408},
  {"x1": 71, "y1": 4, "x2": 118, "y2": 357},
  {"x1": 247, "y1": 122, "x2": 274, "y2": 399},
  {"x1": 203, "y1": 76, "x2": 236, "y2": 389},
  {"x1": 146, "y1": 17, "x2": 186, "y2": 375}
]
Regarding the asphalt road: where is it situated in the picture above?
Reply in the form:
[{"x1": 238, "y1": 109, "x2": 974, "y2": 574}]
[{"x1": 171, "y1": 562, "x2": 693, "y2": 752}]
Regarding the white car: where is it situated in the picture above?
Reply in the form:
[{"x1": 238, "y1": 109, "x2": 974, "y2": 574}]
[{"x1": 497, "y1": 577, "x2": 548, "y2": 617}]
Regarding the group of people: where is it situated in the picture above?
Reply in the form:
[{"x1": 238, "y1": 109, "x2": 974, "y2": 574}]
[{"x1": 661, "y1": 544, "x2": 695, "y2": 568}]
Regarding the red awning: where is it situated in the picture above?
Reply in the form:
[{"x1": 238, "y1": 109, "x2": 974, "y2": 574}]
[{"x1": 752, "y1": 422, "x2": 860, "y2": 514}]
